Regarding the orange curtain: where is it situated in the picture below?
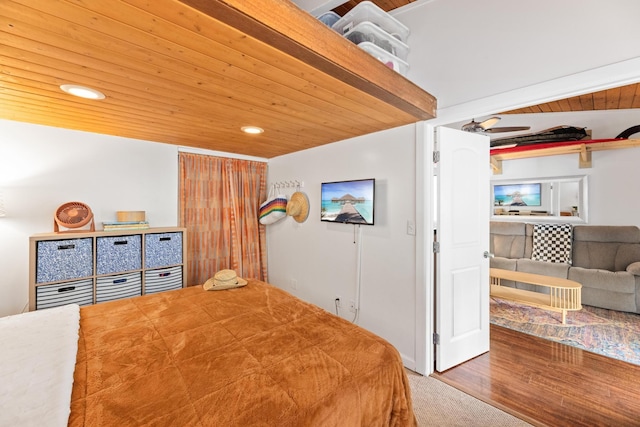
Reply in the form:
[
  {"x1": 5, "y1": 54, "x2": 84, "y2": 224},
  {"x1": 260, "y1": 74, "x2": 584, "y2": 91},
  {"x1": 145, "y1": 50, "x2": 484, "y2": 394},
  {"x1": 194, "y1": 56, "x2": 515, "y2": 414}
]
[{"x1": 178, "y1": 152, "x2": 268, "y2": 285}]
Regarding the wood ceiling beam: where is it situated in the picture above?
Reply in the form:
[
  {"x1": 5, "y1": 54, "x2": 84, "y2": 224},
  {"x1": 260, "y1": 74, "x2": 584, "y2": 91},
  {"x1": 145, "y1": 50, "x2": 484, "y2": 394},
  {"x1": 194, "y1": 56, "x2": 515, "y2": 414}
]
[
  {"x1": 178, "y1": 0, "x2": 436, "y2": 120},
  {"x1": 0, "y1": 0, "x2": 436, "y2": 158}
]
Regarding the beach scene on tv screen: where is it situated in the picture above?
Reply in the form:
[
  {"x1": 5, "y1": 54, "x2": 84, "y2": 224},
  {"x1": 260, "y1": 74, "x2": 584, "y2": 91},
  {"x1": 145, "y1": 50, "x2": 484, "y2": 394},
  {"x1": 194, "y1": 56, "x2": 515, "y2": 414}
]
[
  {"x1": 321, "y1": 180, "x2": 374, "y2": 224},
  {"x1": 494, "y1": 183, "x2": 541, "y2": 207}
]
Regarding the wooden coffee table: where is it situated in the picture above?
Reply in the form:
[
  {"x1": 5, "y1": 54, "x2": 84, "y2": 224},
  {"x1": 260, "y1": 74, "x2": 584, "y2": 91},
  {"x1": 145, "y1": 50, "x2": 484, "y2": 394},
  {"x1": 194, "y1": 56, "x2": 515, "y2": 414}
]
[{"x1": 490, "y1": 268, "x2": 582, "y2": 324}]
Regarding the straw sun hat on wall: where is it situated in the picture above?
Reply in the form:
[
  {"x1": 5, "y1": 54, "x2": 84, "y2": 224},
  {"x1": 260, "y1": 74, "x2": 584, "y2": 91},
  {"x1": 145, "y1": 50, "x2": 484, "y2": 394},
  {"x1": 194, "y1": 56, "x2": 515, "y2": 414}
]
[{"x1": 286, "y1": 191, "x2": 309, "y2": 223}]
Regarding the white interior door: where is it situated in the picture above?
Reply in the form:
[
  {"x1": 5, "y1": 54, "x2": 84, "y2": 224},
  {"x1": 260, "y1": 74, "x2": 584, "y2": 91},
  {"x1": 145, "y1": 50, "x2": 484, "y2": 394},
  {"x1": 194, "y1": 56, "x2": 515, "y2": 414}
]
[{"x1": 435, "y1": 126, "x2": 490, "y2": 372}]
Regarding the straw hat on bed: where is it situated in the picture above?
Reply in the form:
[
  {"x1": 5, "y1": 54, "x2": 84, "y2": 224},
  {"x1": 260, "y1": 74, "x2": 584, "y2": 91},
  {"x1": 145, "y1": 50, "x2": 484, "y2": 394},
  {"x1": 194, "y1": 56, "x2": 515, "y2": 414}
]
[
  {"x1": 203, "y1": 269, "x2": 248, "y2": 291},
  {"x1": 286, "y1": 191, "x2": 309, "y2": 223}
]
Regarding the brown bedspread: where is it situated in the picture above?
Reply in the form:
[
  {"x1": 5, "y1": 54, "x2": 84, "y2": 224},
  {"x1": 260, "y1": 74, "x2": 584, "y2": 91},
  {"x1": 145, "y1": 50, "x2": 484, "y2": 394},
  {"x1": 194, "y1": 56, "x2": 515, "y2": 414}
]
[{"x1": 69, "y1": 280, "x2": 416, "y2": 426}]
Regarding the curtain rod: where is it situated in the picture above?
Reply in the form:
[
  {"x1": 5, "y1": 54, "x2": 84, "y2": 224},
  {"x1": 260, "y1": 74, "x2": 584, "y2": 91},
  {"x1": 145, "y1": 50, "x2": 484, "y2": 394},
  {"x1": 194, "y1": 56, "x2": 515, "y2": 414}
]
[{"x1": 177, "y1": 146, "x2": 268, "y2": 163}]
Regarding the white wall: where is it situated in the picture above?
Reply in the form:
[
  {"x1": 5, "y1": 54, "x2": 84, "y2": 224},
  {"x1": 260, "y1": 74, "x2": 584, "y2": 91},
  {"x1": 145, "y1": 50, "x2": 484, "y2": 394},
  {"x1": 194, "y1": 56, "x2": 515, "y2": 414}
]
[
  {"x1": 462, "y1": 109, "x2": 640, "y2": 227},
  {"x1": 266, "y1": 124, "x2": 418, "y2": 367},
  {"x1": 492, "y1": 146, "x2": 640, "y2": 228},
  {"x1": 0, "y1": 120, "x2": 179, "y2": 317},
  {"x1": 395, "y1": 0, "x2": 640, "y2": 110}
]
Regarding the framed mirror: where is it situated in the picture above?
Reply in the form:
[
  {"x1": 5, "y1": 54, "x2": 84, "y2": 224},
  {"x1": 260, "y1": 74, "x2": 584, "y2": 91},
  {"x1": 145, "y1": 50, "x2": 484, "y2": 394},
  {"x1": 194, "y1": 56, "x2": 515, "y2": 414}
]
[{"x1": 491, "y1": 175, "x2": 588, "y2": 223}]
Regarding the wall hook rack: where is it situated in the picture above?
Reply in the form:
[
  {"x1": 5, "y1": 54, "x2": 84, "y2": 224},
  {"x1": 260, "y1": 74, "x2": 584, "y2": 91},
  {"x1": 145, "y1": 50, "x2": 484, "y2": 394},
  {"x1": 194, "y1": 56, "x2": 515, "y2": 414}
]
[{"x1": 273, "y1": 180, "x2": 304, "y2": 191}]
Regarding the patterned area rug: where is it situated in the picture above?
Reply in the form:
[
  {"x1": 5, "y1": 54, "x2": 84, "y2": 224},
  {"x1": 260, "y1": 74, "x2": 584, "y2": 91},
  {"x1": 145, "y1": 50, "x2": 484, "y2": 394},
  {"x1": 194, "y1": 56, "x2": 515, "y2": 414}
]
[{"x1": 490, "y1": 297, "x2": 640, "y2": 366}]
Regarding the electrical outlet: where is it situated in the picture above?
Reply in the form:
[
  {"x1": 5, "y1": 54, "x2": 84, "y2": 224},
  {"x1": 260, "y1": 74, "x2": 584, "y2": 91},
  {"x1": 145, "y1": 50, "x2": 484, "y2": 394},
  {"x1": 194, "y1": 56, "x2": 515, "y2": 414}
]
[
  {"x1": 290, "y1": 278, "x2": 298, "y2": 290},
  {"x1": 335, "y1": 295, "x2": 342, "y2": 308},
  {"x1": 348, "y1": 300, "x2": 356, "y2": 313}
]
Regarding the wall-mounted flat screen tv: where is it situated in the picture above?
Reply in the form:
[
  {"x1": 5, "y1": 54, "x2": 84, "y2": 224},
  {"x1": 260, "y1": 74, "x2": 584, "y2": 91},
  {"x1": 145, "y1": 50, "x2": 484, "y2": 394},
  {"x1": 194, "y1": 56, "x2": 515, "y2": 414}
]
[
  {"x1": 493, "y1": 182, "x2": 542, "y2": 207},
  {"x1": 321, "y1": 178, "x2": 375, "y2": 225}
]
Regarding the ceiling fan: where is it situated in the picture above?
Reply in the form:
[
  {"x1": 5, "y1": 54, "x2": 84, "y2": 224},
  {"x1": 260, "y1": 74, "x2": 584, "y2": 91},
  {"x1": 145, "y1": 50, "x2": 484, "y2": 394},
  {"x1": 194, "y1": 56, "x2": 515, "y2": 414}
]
[{"x1": 461, "y1": 117, "x2": 531, "y2": 134}]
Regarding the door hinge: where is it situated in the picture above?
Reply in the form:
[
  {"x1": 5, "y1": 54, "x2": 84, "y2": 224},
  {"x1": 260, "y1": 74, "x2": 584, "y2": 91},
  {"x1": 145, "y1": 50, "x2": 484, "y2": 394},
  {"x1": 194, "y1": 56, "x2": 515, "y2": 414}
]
[
  {"x1": 433, "y1": 151, "x2": 440, "y2": 163},
  {"x1": 433, "y1": 241, "x2": 440, "y2": 253},
  {"x1": 433, "y1": 332, "x2": 440, "y2": 345}
]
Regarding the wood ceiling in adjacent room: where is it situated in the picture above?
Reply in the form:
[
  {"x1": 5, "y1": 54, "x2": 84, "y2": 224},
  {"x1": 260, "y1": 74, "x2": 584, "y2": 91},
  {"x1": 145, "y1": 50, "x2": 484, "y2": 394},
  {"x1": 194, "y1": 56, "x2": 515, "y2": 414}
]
[
  {"x1": 501, "y1": 82, "x2": 640, "y2": 114},
  {"x1": 0, "y1": 0, "x2": 434, "y2": 158},
  {"x1": 333, "y1": 0, "x2": 415, "y2": 15}
]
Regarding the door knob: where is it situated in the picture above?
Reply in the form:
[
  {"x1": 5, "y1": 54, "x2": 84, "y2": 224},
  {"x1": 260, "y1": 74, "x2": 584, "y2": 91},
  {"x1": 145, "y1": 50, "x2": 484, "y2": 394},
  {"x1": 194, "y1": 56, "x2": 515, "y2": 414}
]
[{"x1": 483, "y1": 251, "x2": 494, "y2": 258}]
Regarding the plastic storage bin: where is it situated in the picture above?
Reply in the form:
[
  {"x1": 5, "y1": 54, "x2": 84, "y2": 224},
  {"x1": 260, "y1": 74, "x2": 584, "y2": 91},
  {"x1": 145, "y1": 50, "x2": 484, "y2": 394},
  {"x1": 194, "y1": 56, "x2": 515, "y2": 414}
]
[
  {"x1": 144, "y1": 266, "x2": 183, "y2": 294},
  {"x1": 316, "y1": 11, "x2": 340, "y2": 28},
  {"x1": 36, "y1": 238, "x2": 93, "y2": 283},
  {"x1": 36, "y1": 278, "x2": 94, "y2": 309},
  {"x1": 145, "y1": 232, "x2": 183, "y2": 269},
  {"x1": 358, "y1": 41, "x2": 409, "y2": 76},
  {"x1": 344, "y1": 21, "x2": 409, "y2": 62},
  {"x1": 332, "y1": 1, "x2": 410, "y2": 43},
  {"x1": 96, "y1": 272, "x2": 142, "y2": 303},
  {"x1": 96, "y1": 234, "x2": 142, "y2": 275}
]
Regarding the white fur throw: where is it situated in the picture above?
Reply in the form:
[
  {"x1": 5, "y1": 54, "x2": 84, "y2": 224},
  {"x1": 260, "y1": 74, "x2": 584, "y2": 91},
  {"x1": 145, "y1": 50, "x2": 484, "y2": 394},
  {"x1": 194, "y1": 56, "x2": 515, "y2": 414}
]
[{"x1": 0, "y1": 304, "x2": 80, "y2": 427}]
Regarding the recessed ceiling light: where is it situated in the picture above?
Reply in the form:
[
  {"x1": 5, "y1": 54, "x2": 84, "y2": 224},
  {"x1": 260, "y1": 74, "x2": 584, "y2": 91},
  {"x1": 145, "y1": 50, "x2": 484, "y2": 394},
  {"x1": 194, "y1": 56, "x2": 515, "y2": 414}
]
[
  {"x1": 241, "y1": 126, "x2": 264, "y2": 135},
  {"x1": 59, "y1": 84, "x2": 105, "y2": 100}
]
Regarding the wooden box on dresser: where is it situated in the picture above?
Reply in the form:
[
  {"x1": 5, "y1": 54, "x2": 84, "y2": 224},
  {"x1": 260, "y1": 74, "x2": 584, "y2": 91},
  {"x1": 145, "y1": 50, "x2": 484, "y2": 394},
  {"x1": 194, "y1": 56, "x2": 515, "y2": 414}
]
[{"x1": 29, "y1": 227, "x2": 187, "y2": 311}]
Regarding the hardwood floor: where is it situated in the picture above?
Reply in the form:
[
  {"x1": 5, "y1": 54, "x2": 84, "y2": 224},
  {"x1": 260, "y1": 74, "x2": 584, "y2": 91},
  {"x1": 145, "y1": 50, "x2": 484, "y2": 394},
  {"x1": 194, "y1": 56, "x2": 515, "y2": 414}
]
[{"x1": 433, "y1": 324, "x2": 640, "y2": 427}]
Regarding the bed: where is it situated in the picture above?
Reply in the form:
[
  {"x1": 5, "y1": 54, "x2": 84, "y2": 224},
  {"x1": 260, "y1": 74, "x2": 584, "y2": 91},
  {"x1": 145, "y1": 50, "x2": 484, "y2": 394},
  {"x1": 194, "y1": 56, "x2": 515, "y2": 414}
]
[{"x1": 4, "y1": 280, "x2": 416, "y2": 426}]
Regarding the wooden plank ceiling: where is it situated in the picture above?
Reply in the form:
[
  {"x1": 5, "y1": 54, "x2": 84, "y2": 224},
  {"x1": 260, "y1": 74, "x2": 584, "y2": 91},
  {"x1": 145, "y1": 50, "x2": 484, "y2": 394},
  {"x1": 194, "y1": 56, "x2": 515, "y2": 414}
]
[
  {"x1": 334, "y1": 0, "x2": 416, "y2": 15},
  {"x1": 501, "y1": 82, "x2": 640, "y2": 115},
  {"x1": 0, "y1": 0, "x2": 434, "y2": 158}
]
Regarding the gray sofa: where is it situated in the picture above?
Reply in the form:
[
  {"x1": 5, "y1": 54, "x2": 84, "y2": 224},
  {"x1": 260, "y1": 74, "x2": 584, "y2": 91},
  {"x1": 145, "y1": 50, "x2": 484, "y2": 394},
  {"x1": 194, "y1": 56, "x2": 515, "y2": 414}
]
[{"x1": 490, "y1": 221, "x2": 640, "y2": 314}]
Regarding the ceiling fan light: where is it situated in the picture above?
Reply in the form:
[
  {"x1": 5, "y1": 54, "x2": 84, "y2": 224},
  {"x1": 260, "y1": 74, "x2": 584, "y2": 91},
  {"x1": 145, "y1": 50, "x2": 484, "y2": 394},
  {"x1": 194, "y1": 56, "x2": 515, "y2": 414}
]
[
  {"x1": 60, "y1": 84, "x2": 105, "y2": 100},
  {"x1": 491, "y1": 143, "x2": 518, "y2": 149},
  {"x1": 241, "y1": 126, "x2": 264, "y2": 134},
  {"x1": 479, "y1": 117, "x2": 501, "y2": 130}
]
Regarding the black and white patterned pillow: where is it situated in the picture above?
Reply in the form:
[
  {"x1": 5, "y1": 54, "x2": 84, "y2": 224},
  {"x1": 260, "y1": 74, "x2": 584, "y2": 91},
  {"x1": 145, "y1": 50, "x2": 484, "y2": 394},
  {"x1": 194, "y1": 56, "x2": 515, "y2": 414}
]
[{"x1": 532, "y1": 223, "x2": 573, "y2": 264}]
